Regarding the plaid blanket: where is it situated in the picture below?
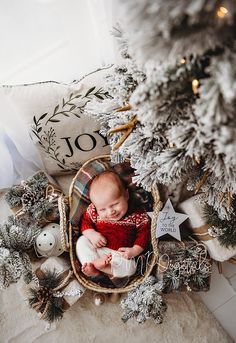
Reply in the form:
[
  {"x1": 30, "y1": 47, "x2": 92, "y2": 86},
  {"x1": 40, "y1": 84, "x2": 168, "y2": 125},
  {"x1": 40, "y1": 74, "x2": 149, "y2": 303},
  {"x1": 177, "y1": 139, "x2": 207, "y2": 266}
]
[{"x1": 69, "y1": 157, "x2": 153, "y2": 231}]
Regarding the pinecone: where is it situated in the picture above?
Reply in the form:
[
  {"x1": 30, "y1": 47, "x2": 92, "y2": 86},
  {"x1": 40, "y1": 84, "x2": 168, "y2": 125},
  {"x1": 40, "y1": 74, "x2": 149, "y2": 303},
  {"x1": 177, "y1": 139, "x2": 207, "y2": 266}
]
[
  {"x1": 21, "y1": 190, "x2": 39, "y2": 211},
  {"x1": 37, "y1": 286, "x2": 53, "y2": 302}
]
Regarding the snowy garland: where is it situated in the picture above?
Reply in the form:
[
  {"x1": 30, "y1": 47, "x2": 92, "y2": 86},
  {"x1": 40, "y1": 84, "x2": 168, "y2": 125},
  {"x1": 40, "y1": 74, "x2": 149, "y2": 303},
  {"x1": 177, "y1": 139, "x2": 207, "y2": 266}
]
[
  {"x1": 5, "y1": 171, "x2": 62, "y2": 225},
  {"x1": 0, "y1": 215, "x2": 41, "y2": 289},
  {"x1": 120, "y1": 276, "x2": 167, "y2": 324}
]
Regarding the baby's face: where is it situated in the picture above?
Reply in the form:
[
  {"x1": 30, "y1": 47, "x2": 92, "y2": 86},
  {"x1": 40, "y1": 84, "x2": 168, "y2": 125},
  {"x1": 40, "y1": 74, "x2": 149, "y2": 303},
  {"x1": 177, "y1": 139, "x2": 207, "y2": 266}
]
[{"x1": 91, "y1": 187, "x2": 129, "y2": 221}]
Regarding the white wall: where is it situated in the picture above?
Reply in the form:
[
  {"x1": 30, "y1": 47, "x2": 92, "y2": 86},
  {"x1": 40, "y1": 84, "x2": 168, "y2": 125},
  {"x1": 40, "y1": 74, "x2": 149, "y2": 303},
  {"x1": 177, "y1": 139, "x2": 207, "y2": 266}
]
[{"x1": 0, "y1": 0, "x2": 116, "y2": 84}]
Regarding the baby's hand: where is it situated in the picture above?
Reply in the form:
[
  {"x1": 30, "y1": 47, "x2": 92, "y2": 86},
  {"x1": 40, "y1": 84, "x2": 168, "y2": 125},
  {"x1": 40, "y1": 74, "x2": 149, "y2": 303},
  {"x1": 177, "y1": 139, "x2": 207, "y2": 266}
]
[
  {"x1": 118, "y1": 247, "x2": 136, "y2": 259},
  {"x1": 118, "y1": 245, "x2": 144, "y2": 259},
  {"x1": 89, "y1": 231, "x2": 107, "y2": 248}
]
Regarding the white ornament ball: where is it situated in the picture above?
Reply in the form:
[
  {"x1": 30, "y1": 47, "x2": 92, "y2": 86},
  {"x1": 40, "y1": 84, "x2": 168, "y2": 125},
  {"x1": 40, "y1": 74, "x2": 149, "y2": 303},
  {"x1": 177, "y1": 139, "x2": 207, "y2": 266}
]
[
  {"x1": 94, "y1": 293, "x2": 106, "y2": 306},
  {"x1": 35, "y1": 223, "x2": 64, "y2": 257}
]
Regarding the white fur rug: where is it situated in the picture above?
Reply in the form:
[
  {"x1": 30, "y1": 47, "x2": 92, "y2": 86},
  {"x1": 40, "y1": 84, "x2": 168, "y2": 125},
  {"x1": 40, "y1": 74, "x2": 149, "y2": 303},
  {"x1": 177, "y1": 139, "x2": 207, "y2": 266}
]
[{"x1": 0, "y1": 285, "x2": 232, "y2": 343}]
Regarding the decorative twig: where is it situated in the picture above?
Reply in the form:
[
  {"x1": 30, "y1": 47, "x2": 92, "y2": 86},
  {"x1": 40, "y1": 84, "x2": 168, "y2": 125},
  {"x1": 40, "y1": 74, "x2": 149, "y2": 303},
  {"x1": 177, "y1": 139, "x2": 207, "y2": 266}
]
[
  {"x1": 219, "y1": 192, "x2": 225, "y2": 203},
  {"x1": 109, "y1": 116, "x2": 138, "y2": 150},
  {"x1": 115, "y1": 104, "x2": 132, "y2": 112},
  {"x1": 193, "y1": 155, "x2": 201, "y2": 165},
  {"x1": 227, "y1": 190, "x2": 232, "y2": 211},
  {"x1": 194, "y1": 170, "x2": 210, "y2": 194}
]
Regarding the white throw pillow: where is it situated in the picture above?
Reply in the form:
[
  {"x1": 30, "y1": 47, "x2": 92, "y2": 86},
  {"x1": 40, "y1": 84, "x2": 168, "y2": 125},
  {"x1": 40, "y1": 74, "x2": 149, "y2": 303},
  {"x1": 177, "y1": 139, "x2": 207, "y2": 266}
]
[{"x1": 0, "y1": 66, "x2": 112, "y2": 175}]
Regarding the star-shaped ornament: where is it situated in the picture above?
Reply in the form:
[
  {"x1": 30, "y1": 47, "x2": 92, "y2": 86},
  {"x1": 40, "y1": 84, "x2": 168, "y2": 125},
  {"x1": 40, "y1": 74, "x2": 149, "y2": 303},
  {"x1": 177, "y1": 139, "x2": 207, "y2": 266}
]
[{"x1": 156, "y1": 199, "x2": 188, "y2": 241}]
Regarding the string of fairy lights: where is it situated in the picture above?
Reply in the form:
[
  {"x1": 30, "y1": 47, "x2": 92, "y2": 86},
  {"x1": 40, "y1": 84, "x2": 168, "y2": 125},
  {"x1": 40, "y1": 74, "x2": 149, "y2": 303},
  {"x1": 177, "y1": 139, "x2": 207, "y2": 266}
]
[{"x1": 190, "y1": 5, "x2": 229, "y2": 95}]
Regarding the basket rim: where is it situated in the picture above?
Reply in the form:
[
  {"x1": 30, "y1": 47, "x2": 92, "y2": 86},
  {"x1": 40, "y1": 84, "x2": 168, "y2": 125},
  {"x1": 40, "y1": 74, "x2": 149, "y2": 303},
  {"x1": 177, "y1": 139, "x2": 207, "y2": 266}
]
[{"x1": 68, "y1": 154, "x2": 161, "y2": 293}]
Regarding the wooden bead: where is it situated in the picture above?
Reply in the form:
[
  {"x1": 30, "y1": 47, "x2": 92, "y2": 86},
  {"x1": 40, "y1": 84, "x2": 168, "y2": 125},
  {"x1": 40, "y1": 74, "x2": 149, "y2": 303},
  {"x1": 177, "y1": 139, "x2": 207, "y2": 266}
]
[{"x1": 109, "y1": 293, "x2": 121, "y2": 303}]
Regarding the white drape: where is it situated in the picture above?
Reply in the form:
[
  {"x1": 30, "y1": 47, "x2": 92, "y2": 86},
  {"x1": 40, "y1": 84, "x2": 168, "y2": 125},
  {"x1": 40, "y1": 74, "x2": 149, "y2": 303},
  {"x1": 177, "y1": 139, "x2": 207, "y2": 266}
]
[{"x1": 0, "y1": 96, "x2": 44, "y2": 189}]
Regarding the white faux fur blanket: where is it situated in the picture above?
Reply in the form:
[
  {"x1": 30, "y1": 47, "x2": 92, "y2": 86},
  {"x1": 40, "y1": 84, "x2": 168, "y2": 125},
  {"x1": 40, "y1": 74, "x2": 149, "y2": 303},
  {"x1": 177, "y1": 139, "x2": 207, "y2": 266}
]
[{"x1": 0, "y1": 285, "x2": 231, "y2": 343}]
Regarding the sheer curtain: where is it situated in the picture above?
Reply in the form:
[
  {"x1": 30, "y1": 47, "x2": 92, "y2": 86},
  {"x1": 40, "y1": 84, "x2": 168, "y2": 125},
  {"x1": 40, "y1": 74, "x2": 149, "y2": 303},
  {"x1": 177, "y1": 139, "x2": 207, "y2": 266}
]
[
  {"x1": 0, "y1": 0, "x2": 118, "y2": 189},
  {"x1": 0, "y1": 95, "x2": 44, "y2": 189}
]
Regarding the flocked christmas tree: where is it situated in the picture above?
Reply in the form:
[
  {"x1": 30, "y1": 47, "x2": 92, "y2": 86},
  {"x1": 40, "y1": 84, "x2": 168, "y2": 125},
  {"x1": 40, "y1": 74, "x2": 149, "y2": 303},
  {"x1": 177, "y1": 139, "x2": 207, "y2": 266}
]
[{"x1": 85, "y1": 0, "x2": 236, "y2": 223}]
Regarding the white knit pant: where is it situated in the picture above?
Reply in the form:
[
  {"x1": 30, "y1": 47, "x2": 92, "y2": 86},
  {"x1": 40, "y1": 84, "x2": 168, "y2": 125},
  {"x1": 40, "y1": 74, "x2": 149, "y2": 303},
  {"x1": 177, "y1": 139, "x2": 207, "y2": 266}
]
[{"x1": 76, "y1": 235, "x2": 137, "y2": 278}]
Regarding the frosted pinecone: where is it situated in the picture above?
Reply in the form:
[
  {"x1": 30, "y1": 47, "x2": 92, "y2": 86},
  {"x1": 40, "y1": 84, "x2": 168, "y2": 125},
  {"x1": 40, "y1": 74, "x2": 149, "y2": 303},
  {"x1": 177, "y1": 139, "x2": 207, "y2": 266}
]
[{"x1": 21, "y1": 190, "x2": 39, "y2": 211}]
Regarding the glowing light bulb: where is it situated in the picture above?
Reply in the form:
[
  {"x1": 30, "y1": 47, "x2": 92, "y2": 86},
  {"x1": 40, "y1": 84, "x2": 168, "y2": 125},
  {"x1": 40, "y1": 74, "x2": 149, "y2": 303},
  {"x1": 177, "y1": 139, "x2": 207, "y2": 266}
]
[
  {"x1": 217, "y1": 6, "x2": 228, "y2": 18},
  {"x1": 180, "y1": 58, "x2": 186, "y2": 64},
  {"x1": 192, "y1": 79, "x2": 200, "y2": 95},
  {"x1": 169, "y1": 142, "x2": 175, "y2": 148}
]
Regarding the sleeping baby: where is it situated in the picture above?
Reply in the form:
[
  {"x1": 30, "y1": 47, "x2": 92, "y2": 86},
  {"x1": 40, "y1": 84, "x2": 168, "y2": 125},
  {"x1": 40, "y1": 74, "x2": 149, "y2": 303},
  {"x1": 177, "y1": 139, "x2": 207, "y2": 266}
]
[{"x1": 76, "y1": 170, "x2": 150, "y2": 281}]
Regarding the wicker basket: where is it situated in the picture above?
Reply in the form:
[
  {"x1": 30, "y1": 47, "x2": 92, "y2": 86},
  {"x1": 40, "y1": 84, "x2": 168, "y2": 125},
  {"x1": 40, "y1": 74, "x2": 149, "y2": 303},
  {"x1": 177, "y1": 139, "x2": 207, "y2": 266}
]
[{"x1": 68, "y1": 155, "x2": 162, "y2": 293}]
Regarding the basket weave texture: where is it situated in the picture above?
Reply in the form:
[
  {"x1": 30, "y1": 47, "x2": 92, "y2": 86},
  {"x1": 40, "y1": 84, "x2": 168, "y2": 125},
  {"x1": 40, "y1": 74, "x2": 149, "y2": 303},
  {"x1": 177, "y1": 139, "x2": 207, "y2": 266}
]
[{"x1": 68, "y1": 155, "x2": 162, "y2": 293}]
